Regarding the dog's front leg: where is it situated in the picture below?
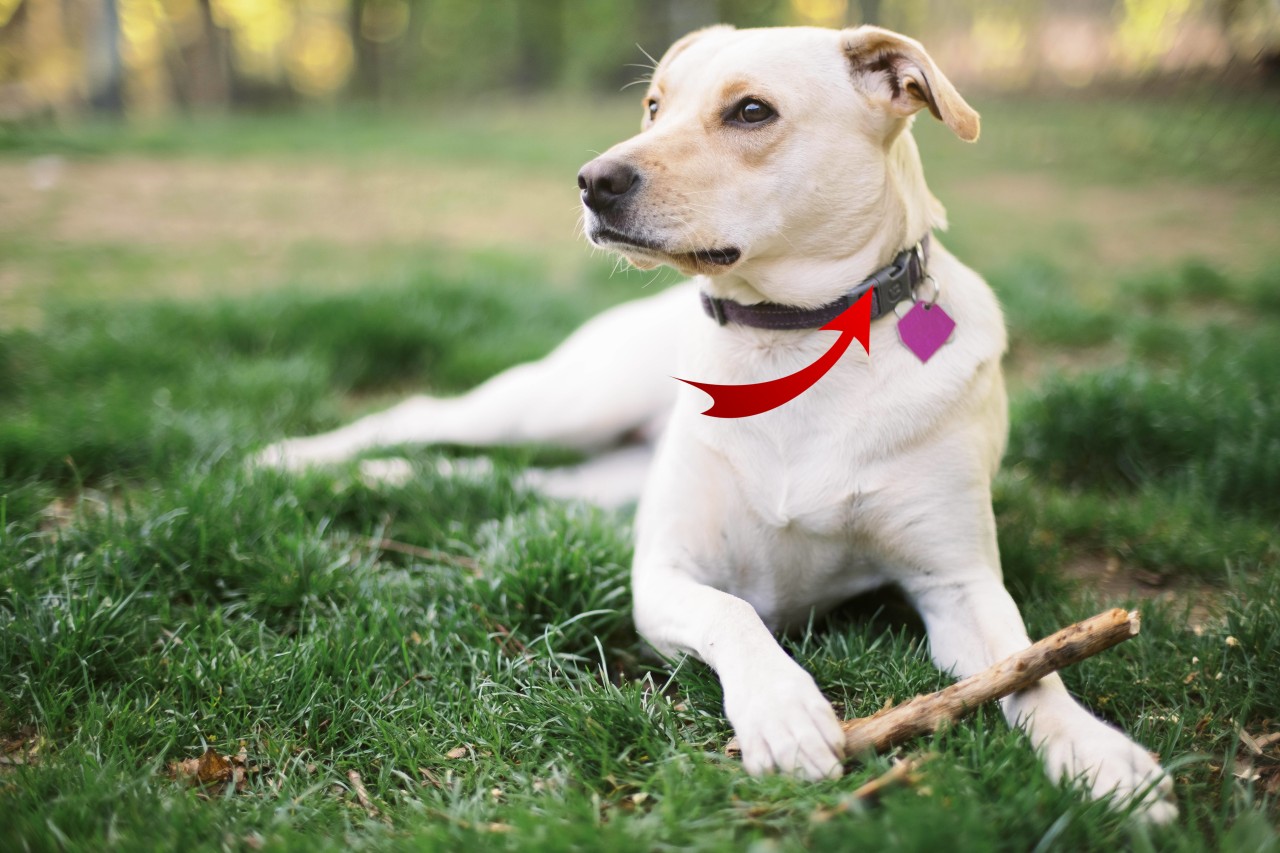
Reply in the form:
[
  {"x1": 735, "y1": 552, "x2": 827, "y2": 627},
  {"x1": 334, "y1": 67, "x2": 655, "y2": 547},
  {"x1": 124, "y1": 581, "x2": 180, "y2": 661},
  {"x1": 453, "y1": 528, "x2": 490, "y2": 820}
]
[
  {"x1": 900, "y1": 571, "x2": 1177, "y2": 822},
  {"x1": 633, "y1": 564, "x2": 846, "y2": 780}
]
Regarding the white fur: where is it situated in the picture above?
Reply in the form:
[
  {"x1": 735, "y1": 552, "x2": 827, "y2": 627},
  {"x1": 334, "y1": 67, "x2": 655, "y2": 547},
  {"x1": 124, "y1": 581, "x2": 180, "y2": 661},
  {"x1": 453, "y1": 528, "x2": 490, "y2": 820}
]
[{"x1": 257, "y1": 25, "x2": 1176, "y2": 822}]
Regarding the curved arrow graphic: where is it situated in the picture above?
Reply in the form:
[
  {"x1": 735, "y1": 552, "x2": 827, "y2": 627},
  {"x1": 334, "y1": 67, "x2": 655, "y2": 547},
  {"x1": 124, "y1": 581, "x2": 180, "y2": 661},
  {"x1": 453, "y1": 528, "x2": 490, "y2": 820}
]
[{"x1": 676, "y1": 289, "x2": 874, "y2": 418}]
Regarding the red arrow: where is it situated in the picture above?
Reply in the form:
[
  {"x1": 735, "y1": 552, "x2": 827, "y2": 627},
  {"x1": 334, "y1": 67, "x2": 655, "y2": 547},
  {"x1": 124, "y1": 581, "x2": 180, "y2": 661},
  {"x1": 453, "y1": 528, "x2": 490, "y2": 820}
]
[{"x1": 676, "y1": 289, "x2": 874, "y2": 418}]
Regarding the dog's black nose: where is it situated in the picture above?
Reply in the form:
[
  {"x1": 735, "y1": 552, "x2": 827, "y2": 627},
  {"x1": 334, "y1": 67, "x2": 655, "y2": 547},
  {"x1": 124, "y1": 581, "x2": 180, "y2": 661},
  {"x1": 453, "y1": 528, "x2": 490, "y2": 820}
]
[{"x1": 577, "y1": 159, "x2": 639, "y2": 213}]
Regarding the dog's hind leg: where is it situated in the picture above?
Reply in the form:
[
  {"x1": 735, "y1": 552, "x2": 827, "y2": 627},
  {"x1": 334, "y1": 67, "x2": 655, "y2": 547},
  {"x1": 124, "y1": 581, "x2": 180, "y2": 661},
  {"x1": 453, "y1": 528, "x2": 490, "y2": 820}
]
[
  {"x1": 518, "y1": 444, "x2": 654, "y2": 508},
  {"x1": 255, "y1": 283, "x2": 694, "y2": 472}
]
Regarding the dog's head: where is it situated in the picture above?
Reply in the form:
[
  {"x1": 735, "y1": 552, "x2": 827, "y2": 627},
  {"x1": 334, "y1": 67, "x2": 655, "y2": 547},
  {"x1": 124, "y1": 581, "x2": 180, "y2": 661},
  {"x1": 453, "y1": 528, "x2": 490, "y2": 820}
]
[{"x1": 579, "y1": 26, "x2": 978, "y2": 303}]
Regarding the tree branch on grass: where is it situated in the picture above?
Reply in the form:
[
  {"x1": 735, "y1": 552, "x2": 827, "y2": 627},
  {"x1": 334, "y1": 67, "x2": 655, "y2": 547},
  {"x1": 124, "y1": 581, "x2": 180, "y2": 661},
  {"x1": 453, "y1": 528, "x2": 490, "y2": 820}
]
[
  {"x1": 841, "y1": 608, "x2": 1142, "y2": 757},
  {"x1": 364, "y1": 537, "x2": 482, "y2": 575}
]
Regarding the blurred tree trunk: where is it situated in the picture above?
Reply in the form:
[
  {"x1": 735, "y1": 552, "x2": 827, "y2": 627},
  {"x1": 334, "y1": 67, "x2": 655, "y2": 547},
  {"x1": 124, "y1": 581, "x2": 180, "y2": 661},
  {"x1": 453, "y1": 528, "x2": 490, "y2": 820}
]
[
  {"x1": 513, "y1": 0, "x2": 564, "y2": 91},
  {"x1": 633, "y1": 0, "x2": 672, "y2": 62},
  {"x1": 350, "y1": 0, "x2": 379, "y2": 100},
  {"x1": 630, "y1": 0, "x2": 716, "y2": 63},
  {"x1": 1217, "y1": 0, "x2": 1245, "y2": 27},
  {"x1": 671, "y1": 0, "x2": 716, "y2": 37},
  {"x1": 349, "y1": 0, "x2": 411, "y2": 102},
  {"x1": 13, "y1": 0, "x2": 83, "y2": 116},
  {"x1": 1215, "y1": 0, "x2": 1280, "y2": 70},
  {"x1": 175, "y1": 0, "x2": 231, "y2": 111},
  {"x1": 715, "y1": 0, "x2": 778, "y2": 28},
  {"x1": 82, "y1": 0, "x2": 122, "y2": 112}
]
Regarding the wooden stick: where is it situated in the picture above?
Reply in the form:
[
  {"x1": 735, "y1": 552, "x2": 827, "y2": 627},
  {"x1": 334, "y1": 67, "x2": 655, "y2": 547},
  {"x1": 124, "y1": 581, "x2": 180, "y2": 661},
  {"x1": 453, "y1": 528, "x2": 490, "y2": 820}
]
[
  {"x1": 846, "y1": 752, "x2": 931, "y2": 801},
  {"x1": 842, "y1": 608, "x2": 1141, "y2": 757},
  {"x1": 811, "y1": 754, "x2": 934, "y2": 822},
  {"x1": 364, "y1": 537, "x2": 482, "y2": 574}
]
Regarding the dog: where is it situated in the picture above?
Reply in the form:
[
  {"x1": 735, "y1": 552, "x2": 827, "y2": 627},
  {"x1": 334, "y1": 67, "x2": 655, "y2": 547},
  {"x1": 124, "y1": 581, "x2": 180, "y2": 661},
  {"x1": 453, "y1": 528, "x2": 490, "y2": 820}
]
[{"x1": 257, "y1": 24, "x2": 1176, "y2": 821}]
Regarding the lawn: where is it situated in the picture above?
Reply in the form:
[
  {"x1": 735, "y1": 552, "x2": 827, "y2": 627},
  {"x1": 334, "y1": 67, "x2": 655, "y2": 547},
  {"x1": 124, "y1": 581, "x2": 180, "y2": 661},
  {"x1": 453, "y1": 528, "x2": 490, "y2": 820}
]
[{"x1": 1, "y1": 89, "x2": 1279, "y2": 851}]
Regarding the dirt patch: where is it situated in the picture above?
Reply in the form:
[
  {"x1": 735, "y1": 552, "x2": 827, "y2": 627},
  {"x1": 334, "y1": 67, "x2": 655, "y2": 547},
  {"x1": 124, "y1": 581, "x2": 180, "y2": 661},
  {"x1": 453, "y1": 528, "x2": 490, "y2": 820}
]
[
  {"x1": 1061, "y1": 553, "x2": 1224, "y2": 633},
  {"x1": 1, "y1": 155, "x2": 1275, "y2": 323},
  {"x1": 942, "y1": 172, "x2": 1279, "y2": 281},
  {"x1": 5, "y1": 157, "x2": 1272, "y2": 275},
  {"x1": 1003, "y1": 339, "x2": 1127, "y2": 392},
  {"x1": 0, "y1": 156, "x2": 582, "y2": 254},
  {"x1": 0, "y1": 155, "x2": 598, "y2": 322}
]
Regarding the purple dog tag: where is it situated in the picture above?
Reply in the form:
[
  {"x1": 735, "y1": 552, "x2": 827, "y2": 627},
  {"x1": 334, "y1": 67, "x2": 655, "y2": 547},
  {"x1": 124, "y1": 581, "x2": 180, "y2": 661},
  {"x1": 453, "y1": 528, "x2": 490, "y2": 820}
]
[{"x1": 897, "y1": 301, "x2": 956, "y2": 362}]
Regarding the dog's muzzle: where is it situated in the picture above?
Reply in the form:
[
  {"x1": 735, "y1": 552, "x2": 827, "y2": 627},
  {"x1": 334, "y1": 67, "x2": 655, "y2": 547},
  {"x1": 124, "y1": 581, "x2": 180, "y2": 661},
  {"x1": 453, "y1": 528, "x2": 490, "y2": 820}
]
[{"x1": 577, "y1": 158, "x2": 639, "y2": 215}]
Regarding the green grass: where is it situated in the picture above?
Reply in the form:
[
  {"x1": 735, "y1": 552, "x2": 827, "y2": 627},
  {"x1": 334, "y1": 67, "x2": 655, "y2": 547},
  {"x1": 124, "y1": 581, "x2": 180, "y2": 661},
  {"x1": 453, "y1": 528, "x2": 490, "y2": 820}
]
[
  {"x1": 3, "y1": 259, "x2": 1279, "y2": 851},
  {"x1": 7, "y1": 89, "x2": 1278, "y2": 186},
  {"x1": 0, "y1": 98, "x2": 640, "y2": 175},
  {"x1": 3, "y1": 92, "x2": 1280, "y2": 849},
  {"x1": 913, "y1": 86, "x2": 1280, "y2": 187}
]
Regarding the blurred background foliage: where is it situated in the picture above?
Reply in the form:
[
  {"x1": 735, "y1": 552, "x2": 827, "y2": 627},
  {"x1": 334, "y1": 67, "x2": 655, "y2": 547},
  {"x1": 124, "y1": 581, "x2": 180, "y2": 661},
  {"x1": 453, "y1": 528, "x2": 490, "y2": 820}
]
[{"x1": 1, "y1": 0, "x2": 1278, "y2": 119}]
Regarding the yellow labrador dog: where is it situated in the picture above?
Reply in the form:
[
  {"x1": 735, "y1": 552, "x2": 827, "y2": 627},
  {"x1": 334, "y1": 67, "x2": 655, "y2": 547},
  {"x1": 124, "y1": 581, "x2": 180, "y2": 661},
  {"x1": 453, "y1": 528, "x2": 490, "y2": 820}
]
[{"x1": 259, "y1": 25, "x2": 1175, "y2": 820}]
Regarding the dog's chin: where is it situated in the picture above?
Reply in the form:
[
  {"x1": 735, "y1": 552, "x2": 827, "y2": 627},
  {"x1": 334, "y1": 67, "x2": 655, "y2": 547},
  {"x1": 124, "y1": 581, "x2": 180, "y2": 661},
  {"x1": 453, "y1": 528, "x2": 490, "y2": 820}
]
[{"x1": 589, "y1": 227, "x2": 742, "y2": 276}]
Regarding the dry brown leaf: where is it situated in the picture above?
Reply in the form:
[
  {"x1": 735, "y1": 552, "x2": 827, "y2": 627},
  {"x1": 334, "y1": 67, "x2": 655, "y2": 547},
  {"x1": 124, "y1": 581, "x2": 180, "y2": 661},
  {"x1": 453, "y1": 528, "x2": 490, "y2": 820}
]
[
  {"x1": 1231, "y1": 727, "x2": 1280, "y2": 789},
  {"x1": 169, "y1": 755, "x2": 201, "y2": 781},
  {"x1": 445, "y1": 746, "x2": 468, "y2": 760},
  {"x1": 1256, "y1": 732, "x2": 1280, "y2": 751},
  {"x1": 0, "y1": 730, "x2": 44, "y2": 771},
  {"x1": 168, "y1": 746, "x2": 254, "y2": 797},
  {"x1": 198, "y1": 748, "x2": 233, "y2": 786},
  {"x1": 1231, "y1": 758, "x2": 1260, "y2": 782},
  {"x1": 1241, "y1": 730, "x2": 1264, "y2": 754},
  {"x1": 348, "y1": 770, "x2": 379, "y2": 818}
]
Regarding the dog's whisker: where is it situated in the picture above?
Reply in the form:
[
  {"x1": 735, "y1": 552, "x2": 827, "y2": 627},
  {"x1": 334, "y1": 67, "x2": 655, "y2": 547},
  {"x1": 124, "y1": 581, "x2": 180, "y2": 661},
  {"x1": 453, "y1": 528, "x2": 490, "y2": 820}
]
[{"x1": 633, "y1": 44, "x2": 659, "y2": 69}]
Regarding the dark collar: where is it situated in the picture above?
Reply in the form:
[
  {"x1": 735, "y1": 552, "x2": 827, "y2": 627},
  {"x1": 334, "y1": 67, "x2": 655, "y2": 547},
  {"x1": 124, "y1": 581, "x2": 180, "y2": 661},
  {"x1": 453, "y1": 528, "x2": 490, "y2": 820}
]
[{"x1": 700, "y1": 235, "x2": 930, "y2": 330}]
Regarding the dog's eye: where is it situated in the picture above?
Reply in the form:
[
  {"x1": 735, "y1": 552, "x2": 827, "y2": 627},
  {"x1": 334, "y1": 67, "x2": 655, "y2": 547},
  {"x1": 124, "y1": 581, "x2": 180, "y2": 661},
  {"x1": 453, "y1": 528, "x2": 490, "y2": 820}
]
[
  {"x1": 647, "y1": 100, "x2": 659, "y2": 120},
  {"x1": 730, "y1": 98, "x2": 775, "y2": 125}
]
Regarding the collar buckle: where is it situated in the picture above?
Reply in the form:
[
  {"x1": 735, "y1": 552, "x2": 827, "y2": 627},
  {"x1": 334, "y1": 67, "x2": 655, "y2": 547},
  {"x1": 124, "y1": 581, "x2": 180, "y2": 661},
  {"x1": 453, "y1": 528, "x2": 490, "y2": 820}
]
[{"x1": 867, "y1": 245, "x2": 920, "y2": 315}]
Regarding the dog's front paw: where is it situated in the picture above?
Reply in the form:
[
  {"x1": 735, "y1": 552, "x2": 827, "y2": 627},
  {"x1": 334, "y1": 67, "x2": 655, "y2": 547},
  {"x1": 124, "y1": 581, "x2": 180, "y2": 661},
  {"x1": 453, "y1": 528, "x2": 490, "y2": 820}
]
[
  {"x1": 723, "y1": 663, "x2": 845, "y2": 781},
  {"x1": 1039, "y1": 717, "x2": 1177, "y2": 824}
]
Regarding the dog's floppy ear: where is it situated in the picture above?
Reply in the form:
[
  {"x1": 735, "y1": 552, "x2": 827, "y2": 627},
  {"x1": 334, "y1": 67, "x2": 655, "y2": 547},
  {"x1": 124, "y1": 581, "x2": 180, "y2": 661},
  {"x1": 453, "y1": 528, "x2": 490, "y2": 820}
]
[{"x1": 842, "y1": 26, "x2": 979, "y2": 142}]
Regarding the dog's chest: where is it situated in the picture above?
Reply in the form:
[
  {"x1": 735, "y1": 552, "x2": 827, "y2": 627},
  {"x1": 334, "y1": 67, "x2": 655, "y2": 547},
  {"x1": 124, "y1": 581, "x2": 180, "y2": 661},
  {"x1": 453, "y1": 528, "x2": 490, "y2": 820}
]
[
  {"x1": 733, "y1": 438, "x2": 865, "y2": 536},
  {"x1": 704, "y1": 357, "x2": 908, "y2": 537}
]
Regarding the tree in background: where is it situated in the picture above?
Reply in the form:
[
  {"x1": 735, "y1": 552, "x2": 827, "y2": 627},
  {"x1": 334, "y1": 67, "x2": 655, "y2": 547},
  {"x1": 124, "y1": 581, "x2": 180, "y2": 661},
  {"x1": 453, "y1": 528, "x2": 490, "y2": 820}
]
[{"x1": 0, "y1": 0, "x2": 1275, "y2": 119}]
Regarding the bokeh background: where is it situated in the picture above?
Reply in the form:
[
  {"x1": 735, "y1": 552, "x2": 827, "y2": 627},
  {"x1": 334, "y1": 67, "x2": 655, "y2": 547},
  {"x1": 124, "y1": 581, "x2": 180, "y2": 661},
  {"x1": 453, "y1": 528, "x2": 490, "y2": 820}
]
[
  {"x1": 3, "y1": 0, "x2": 1280, "y2": 114},
  {"x1": 3, "y1": 4, "x2": 1280, "y2": 848},
  {"x1": 1, "y1": 0, "x2": 1278, "y2": 332}
]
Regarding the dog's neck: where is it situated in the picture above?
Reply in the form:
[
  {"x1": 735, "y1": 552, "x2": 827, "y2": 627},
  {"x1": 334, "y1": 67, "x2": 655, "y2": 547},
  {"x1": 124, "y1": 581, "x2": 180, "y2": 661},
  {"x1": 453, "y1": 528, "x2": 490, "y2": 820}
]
[{"x1": 701, "y1": 129, "x2": 942, "y2": 310}]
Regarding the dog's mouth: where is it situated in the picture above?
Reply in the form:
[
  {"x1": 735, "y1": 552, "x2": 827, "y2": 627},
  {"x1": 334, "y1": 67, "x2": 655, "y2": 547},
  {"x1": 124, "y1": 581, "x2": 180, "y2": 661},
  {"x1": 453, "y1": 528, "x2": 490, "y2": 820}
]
[
  {"x1": 688, "y1": 247, "x2": 742, "y2": 266},
  {"x1": 590, "y1": 226, "x2": 741, "y2": 271}
]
